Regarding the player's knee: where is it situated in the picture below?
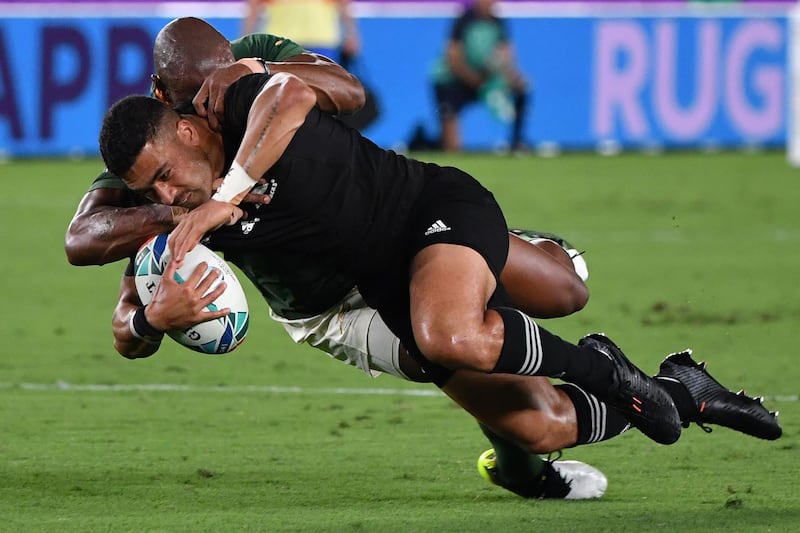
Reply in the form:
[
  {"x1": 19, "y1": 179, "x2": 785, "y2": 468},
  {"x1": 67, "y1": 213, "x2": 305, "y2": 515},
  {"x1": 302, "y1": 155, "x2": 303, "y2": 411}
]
[
  {"x1": 414, "y1": 329, "x2": 496, "y2": 372},
  {"x1": 559, "y1": 279, "x2": 589, "y2": 315}
]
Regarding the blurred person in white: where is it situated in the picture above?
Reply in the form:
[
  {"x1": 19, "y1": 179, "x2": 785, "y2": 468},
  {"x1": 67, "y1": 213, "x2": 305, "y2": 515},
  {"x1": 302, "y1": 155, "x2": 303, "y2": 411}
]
[
  {"x1": 432, "y1": 0, "x2": 530, "y2": 152},
  {"x1": 242, "y1": 0, "x2": 359, "y2": 65}
]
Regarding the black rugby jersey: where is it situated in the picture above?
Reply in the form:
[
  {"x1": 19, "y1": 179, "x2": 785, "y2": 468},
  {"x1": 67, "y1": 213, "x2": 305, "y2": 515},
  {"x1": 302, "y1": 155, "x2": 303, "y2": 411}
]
[{"x1": 209, "y1": 73, "x2": 438, "y2": 281}]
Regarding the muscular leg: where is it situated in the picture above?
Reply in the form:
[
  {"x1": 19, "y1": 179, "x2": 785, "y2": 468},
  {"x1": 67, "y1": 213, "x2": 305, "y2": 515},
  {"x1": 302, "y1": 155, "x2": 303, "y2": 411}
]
[
  {"x1": 441, "y1": 371, "x2": 578, "y2": 453},
  {"x1": 502, "y1": 235, "x2": 588, "y2": 318},
  {"x1": 410, "y1": 243, "x2": 604, "y2": 382},
  {"x1": 410, "y1": 243, "x2": 503, "y2": 372},
  {"x1": 407, "y1": 242, "x2": 661, "y2": 442},
  {"x1": 398, "y1": 346, "x2": 627, "y2": 454},
  {"x1": 298, "y1": 235, "x2": 627, "y2": 453},
  {"x1": 280, "y1": 237, "x2": 615, "y2": 498}
]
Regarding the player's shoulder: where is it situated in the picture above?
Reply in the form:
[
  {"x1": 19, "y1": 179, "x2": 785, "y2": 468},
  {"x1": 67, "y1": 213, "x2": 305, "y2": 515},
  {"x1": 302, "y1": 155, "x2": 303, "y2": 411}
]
[
  {"x1": 88, "y1": 168, "x2": 127, "y2": 191},
  {"x1": 230, "y1": 33, "x2": 306, "y2": 62},
  {"x1": 87, "y1": 168, "x2": 149, "y2": 205}
]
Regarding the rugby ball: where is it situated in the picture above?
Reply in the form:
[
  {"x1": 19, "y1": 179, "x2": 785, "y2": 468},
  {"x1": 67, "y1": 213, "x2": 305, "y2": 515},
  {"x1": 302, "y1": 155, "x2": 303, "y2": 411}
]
[{"x1": 133, "y1": 234, "x2": 249, "y2": 354}]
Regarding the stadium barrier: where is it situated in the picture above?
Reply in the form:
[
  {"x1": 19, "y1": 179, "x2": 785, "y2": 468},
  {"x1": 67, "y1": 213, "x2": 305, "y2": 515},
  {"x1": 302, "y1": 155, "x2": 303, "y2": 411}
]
[{"x1": 0, "y1": 1, "x2": 793, "y2": 156}]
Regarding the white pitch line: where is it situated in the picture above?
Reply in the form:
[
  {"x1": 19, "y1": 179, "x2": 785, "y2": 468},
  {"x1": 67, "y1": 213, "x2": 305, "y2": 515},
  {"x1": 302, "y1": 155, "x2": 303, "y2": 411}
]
[
  {"x1": 0, "y1": 381, "x2": 444, "y2": 397},
  {"x1": 0, "y1": 381, "x2": 795, "y2": 403}
]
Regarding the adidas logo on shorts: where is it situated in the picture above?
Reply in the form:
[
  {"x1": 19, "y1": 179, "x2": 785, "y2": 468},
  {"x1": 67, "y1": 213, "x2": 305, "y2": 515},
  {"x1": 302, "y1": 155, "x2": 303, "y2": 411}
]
[{"x1": 425, "y1": 219, "x2": 451, "y2": 236}]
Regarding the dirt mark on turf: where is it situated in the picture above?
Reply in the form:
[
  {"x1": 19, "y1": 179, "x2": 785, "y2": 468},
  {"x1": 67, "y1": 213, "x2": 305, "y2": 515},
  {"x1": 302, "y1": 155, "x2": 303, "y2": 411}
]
[{"x1": 638, "y1": 301, "x2": 792, "y2": 327}]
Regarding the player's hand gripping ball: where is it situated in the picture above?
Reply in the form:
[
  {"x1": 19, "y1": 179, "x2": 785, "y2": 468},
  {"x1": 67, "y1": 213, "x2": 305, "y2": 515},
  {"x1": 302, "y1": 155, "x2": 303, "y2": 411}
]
[{"x1": 134, "y1": 234, "x2": 249, "y2": 354}]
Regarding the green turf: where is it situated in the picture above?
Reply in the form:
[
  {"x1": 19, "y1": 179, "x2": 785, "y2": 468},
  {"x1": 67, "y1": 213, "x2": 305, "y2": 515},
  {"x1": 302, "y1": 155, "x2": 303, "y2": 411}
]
[{"x1": 0, "y1": 152, "x2": 798, "y2": 532}]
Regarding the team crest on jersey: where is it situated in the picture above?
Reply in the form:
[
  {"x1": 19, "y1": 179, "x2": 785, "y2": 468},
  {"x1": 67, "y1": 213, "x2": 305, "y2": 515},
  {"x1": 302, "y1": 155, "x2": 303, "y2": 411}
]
[{"x1": 240, "y1": 217, "x2": 261, "y2": 235}]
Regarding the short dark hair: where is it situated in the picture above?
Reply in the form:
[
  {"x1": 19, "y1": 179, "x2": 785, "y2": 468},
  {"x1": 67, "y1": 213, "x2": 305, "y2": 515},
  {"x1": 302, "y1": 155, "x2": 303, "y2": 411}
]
[{"x1": 99, "y1": 95, "x2": 170, "y2": 178}]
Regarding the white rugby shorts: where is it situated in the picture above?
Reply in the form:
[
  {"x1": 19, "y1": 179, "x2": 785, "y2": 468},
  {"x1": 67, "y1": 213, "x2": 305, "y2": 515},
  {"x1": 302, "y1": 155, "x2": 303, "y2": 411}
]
[{"x1": 269, "y1": 288, "x2": 407, "y2": 379}]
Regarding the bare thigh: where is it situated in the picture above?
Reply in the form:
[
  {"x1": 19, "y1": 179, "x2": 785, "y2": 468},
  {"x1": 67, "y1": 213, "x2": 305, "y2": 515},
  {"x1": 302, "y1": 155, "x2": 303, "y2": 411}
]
[
  {"x1": 502, "y1": 235, "x2": 588, "y2": 318},
  {"x1": 409, "y1": 243, "x2": 504, "y2": 372}
]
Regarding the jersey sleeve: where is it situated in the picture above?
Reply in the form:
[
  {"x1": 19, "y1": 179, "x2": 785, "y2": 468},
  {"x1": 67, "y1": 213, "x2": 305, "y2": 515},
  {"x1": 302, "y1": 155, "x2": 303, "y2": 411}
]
[
  {"x1": 87, "y1": 168, "x2": 150, "y2": 206},
  {"x1": 222, "y1": 73, "x2": 273, "y2": 136},
  {"x1": 219, "y1": 73, "x2": 274, "y2": 168},
  {"x1": 230, "y1": 34, "x2": 307, "y2": 62},
  {"x1": 88, "y1": 168, "x2": 128, "y2": 191}
]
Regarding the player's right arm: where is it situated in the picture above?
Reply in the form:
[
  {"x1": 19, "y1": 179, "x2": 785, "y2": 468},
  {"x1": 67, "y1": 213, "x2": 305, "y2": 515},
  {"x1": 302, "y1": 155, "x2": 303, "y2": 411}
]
[
  {"x1": 65, "y1": 186, "x2": 185, "y2": 266},
  {"x1": 261, "y1": 53, "x2": 364, "y2": 115},
  {"x1": 232, "y1": 31, "x2": 362, "y2": 97}
]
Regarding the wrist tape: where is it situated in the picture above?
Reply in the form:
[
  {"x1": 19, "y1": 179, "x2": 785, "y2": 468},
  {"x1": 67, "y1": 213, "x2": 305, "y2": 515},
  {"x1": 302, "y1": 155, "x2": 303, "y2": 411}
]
[
  {"x1": 129, "y1": 306, "x2": 163, "y2": 344},
  {"x1": 211, "y1": 161, "x2": 258, "y2": 205}
]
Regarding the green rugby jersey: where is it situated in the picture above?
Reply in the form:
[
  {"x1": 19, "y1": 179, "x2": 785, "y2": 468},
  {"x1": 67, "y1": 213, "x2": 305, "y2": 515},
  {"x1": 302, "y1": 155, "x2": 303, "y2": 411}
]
[{"x1": 230, "y1": 33, "x2": 305, "y2": 64}]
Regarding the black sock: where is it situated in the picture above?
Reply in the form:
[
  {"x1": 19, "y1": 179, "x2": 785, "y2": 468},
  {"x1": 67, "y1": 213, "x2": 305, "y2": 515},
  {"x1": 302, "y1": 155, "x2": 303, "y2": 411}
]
[
  {"x1": 479, "y1": 423, "x2": 546, "y2": 497},
  {"x1": 490, "y1": 307, "x2": 614, "y2": 391},
  {"x1": 556, "y1": 383, "x2": 632, "y2": 445}
]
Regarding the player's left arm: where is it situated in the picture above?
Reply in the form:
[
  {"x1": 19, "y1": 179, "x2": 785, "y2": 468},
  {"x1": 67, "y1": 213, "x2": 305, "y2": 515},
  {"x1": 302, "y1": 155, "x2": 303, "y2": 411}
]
[
  {"x1": 240, "y1": 0, "x2": 262, "y2": 37},
  {"x1": 113, "y1": 260, "x2": 230, "y2": 358},
  {"x1": 491, "y1": 18, "x2": 527, "y2": 91},
  {"x1": 113, "y1": 263, "x2": 164, "y2": 359}
]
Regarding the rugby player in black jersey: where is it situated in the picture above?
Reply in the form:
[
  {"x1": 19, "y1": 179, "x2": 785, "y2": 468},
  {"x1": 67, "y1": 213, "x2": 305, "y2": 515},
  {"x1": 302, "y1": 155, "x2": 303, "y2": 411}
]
[
  {"x1": 70, "y1": 17, "x2": 609, "y2": 499},
  {"x1": 100, "y1": 62, "x2": 782, "y2": 467},
  {"x1": 102, "y1": 71, "x2": 688, "y2": 445},
  {"x1": 92, "y1": 15, "x2": 780, "y2": 498}
]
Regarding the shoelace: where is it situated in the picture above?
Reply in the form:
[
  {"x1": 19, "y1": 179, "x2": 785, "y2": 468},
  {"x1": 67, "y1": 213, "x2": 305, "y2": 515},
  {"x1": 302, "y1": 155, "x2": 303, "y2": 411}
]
[{"x1": 542, "y1": 450, "x2": 572, "y2": 489}]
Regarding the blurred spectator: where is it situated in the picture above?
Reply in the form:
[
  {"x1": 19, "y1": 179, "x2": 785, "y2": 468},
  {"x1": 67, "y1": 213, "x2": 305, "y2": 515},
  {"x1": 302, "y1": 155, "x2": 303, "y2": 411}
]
[
  {"x1": 242, "y1": 0, "x2": 359, "y2": 64},
  {"x1": 242, "y1": 0, "x2": 378, "y2": 130},
  {"x1": 432, "y1": 0, "x2": 530, "y2": 152}
]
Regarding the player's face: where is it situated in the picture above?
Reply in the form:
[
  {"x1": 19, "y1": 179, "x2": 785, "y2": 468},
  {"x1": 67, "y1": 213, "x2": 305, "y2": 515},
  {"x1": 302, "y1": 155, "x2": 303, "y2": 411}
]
[{"x1": 125, "y1": 129, "x2": 215, "y2": 209}]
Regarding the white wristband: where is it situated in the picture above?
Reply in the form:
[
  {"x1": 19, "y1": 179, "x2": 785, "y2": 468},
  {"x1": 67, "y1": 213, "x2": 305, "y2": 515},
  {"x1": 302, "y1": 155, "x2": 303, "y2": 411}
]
[{"x1": 211, "y1": 161, "x2": 258, "y2": 205}]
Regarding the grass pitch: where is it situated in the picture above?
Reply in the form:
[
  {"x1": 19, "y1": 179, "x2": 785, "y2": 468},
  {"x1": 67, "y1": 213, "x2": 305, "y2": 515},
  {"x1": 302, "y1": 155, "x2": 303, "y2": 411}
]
[{"x1": 0, "y1": 152, "x2": 798, "y2": 532}]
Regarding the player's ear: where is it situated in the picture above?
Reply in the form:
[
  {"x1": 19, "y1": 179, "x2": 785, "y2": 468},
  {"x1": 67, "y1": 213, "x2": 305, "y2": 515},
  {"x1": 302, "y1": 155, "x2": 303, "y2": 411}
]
[
  {"x1": 151, "y1": 75, "x2": 172, "y2": 105},
  {"x1": 175, "y1": 117, "x2": 201, "y2": 146}
]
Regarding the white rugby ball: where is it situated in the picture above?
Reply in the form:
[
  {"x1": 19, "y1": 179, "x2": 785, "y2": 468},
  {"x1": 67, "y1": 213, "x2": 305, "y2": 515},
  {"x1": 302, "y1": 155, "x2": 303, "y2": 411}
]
[{"x1": 133, "y1": 234, "x2": 249, "y2": 354}]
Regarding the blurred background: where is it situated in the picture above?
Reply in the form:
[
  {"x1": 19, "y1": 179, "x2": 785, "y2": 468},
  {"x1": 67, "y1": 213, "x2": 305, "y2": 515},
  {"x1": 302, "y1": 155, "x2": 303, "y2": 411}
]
[
  {"x1": 0, "y1": 0, "x2": 797, "y2": 158},
  {"x1": 2, "y1": 5, "x2": 798, "y2": 529}
]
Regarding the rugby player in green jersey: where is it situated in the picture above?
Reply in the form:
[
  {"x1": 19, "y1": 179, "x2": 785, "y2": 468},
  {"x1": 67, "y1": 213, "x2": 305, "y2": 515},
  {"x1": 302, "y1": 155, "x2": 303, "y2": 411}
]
[
  {"x1": 86, "y1": 16, "x2": 780, "y2": 497},
  {"x1": 68, "y1": 17, "x2": 608, "y2": 500},
  {"x1": 99, "y1": 75, "x2": 781, "y2": 495}
]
